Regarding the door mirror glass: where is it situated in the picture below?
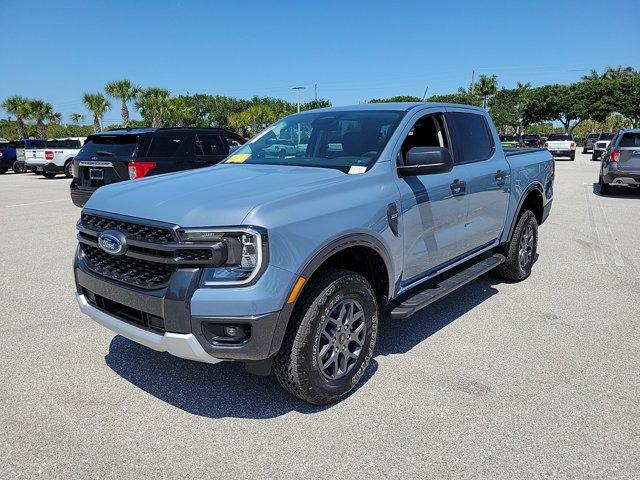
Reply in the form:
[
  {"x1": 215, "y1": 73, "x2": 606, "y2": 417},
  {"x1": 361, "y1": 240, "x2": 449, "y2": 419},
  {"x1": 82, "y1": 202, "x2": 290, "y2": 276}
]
[{"x1": 398, "y1": 146, "x2": 454, "y2": 177}]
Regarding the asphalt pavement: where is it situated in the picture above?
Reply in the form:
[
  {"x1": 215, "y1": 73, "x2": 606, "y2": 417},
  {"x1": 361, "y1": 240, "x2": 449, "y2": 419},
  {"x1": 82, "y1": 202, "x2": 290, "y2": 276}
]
[{"x1": 0, "y1": 152, "x2": 638, "y2": 479}]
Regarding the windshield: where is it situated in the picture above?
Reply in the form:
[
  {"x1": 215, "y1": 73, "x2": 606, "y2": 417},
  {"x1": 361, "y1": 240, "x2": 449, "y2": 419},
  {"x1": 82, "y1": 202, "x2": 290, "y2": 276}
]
[
  {"x1": 548, "y1": 134, "x2": 573, "y2": 141},
  {"x1": 78, "y1": 135, "x2": 141, "y2": 158},
  {"x1": 521, "y1": 135, "x2": 540, "y2": 140},
  {"x1": 223, "y1": 110, "x2": 403, "y2": 171},
  {"x1": 598, "y1": 133, "x2": 614, "y2": 140},
  {"x1": 500, "y1": 135, "x2": 517, "y2": 141}
]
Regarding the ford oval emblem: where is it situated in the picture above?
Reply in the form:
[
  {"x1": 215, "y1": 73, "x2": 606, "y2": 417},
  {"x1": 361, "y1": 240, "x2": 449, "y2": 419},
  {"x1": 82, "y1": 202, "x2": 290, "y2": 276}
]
[{"x1": 98, "y1": 230, "x2": 127, "y2": 256}]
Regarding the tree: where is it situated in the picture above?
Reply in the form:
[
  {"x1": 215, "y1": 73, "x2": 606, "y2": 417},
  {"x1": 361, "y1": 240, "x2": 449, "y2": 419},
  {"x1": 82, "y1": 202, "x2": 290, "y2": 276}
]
[
  {"x1": 228, "y1": 103, "x2": 279, "y2": 135},
  {"x1": 427, "y1": 87, "x2": 482, "y2": 106},
  {"x1": 522, "y1": 83, "x2": 590, "y2": 133},
  {"x1": 475, "y1": 74, "x2": 498, "y2": 108},
  {"x1": 614, "y1": 74, "x2": 640, "y2": 127},
  {"x1": 29, "y1": 100, "x2": 55, "y2": 139},
  {"x1": 83, "y1": 92, "x2": 110, "y2": 132},
  {"x1": 1, "y1": 96, "x2": 32, "y2": 139},
  {"x1": 369, "y1": 95, "x2": 422, "y2": 103},
  {"x1": 70, "y1": 113, "x2": 85, "y2": 124},
  {"x1": 488, "y1": 88, "x2": 520, "y2": 132},
  {"x1": 603, "y1": 66, "x2": 636, "y2": 80},
  {"x1": 301, "y1": 99, "x2": 331, "y2": 110},
  {"x1": 166, "y1": 96, "x2": 196, "y2": 127},
  {"x1": 105, "y1": 80, "x2": 140, "y2": 126},
  {"x1": 135, "y1": 88, "x2": 171, "y2": 127}
]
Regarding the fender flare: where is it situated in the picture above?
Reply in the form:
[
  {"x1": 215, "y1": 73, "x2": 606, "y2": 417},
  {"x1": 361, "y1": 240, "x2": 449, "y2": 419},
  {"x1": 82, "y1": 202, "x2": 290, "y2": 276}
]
[{"x1": 506, "y1": 182, "x2": 544, "y2": 242}]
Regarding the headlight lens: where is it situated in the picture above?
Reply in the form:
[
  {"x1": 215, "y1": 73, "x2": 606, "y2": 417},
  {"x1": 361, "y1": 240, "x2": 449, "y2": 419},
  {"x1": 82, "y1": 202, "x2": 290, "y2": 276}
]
[{"x1": 178, "y1": 227, "x2": 265, "y2": 286}]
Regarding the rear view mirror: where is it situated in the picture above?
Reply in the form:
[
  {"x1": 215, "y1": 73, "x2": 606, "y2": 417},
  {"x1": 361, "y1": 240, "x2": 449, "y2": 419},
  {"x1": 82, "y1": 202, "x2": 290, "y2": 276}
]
[{"x1": 398, "y1": 146, "x2": 454, "y2": 177}]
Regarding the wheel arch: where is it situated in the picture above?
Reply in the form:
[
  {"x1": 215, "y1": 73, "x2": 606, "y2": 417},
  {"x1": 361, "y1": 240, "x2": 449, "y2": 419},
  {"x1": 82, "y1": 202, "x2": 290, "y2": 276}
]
[{"x1": 507, "y1": 183, "x2": 545, "y2": 242}]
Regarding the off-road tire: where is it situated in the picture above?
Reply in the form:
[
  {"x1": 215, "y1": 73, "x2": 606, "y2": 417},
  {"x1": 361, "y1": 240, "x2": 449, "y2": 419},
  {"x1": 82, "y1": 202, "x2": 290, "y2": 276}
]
[
  {"x1": 495, "y1": 210, "x2": 538, "y2": 281},
  {"x1": 274, "y1": 268, "x2": 378, "y2": 405},
  {"x1": 64, "y1": 160, "x2": 73, "y2": 178}
]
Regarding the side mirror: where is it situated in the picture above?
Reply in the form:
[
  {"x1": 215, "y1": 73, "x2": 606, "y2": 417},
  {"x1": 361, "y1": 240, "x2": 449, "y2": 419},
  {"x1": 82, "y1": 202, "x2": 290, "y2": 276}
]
[{"x1": 397, "y1": 146, "x2": 454, "y2": 177}]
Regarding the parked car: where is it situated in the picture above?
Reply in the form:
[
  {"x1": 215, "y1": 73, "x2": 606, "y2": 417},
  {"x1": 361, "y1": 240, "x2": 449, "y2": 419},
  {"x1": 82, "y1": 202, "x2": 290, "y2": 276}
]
[
  {"x1": 598, "y1": 129, "x2": 640, "y2": 195},
  {"x1": 544, "y1": 133, "x2": 576, "y2": 160},
  {"x1": 499, "y1": 134, "x2": 519, "y2": 149},
  {"x1": 520, "y1": 134, "x2": 543, "y2": 148},
  {"x1": 25, "y1": 137, "x2": 85, "y2": 178},
  {"x1": 592, "y1": 132, "x2": 615, "y2": 161},
  {"x1": 70, "y1": 127, "x2": 246, "y2": 207},
  {"x1": 263, "y1": 138, "x2": 298, "y2": 157},
  {"x1": 0, "y1": 139, "x2": 46, "y2": 174},
  {"x1": 73, "y1": 103, "x2": 554, "y2": 404},
  {"x1": 583, "y1": 132, "x2": 600, "y2": 154}
]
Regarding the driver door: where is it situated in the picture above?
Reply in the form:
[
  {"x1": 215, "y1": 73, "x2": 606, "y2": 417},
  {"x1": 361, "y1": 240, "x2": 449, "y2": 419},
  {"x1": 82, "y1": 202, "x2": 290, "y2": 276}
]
[{"x1": 395, "y1": 110, "x2": 469, "y2": 285}]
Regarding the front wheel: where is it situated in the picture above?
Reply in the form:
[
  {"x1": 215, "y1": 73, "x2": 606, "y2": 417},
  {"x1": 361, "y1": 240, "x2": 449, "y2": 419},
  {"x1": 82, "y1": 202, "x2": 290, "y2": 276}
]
[
  {"x1": 495, "y1": 210, "x2": 538, "y2": 281},
  {"x1": 274, "y1": 268, "x2": 378, "y2": 405}
]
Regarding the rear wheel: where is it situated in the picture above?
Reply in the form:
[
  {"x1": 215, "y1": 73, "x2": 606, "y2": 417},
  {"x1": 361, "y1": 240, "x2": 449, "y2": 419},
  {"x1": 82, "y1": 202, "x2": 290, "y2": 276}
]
[
  {"x1": 582, "y1": 147, "x2": 587, "y2": 154},
  {"x1": 64, "y1": 160, "x2": 73, "y2": 178},
  {"x1": 591, "y1": 153, "x2": 597, "y2": 161},
  {"x1": 495, "y1": 210, "x2": 538, "y2": 282},
  {"x1": 274, "y1": 268, "x2": 378, "y2": 405},
  {"x1": 12, "y1": 161, "x2": 26, "y2": 173},
  {"x1": 599, "y1": 175, "x2": 612, "y2": 195}
]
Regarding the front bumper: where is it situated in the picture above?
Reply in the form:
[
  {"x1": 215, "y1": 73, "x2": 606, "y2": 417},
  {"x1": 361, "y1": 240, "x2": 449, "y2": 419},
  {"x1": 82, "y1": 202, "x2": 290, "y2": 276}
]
[{"x1": 74, "y1": 249, "x2": 294, "y2": 363}]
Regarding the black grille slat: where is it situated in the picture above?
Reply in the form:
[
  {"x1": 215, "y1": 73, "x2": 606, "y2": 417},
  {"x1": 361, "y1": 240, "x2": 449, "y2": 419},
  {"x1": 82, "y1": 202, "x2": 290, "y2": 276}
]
[
  {"x1": 175, "y1": 249, "x2": 213, "y2": 262},
  {"x1": 81, "y1": 213, "x2": 175, "y2": 244},
  {"x1": 81, "y1": 244, "x2": 174, "y2": 289}
]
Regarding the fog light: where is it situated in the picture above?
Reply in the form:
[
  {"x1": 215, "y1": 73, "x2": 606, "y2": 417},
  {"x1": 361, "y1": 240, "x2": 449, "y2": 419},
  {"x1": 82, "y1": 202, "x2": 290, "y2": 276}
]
[{"x1": 224, "y1": 326, "x2": 238, "y2": 337}]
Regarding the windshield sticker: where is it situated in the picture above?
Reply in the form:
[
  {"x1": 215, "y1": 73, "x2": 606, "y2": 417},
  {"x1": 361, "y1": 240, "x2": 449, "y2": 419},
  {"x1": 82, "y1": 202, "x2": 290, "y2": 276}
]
[
  {"x1": 227, "y1": 154, "x2": 251, "y2": 164},
  {"x1": 348, "y1": 166, "x2": 367, "y2": 175}
]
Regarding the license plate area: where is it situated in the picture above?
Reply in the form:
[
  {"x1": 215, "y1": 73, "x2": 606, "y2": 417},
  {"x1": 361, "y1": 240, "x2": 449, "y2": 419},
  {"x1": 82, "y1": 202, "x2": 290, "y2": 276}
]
[{"x1": 90, "y1": 169, "x2": 104, "y2": 180}]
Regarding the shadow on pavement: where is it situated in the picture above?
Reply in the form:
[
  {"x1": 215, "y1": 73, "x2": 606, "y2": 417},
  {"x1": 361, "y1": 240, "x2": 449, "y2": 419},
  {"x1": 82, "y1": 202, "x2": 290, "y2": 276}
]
[
  {"x1": 105, "y1": 274, "x2": 501, "y2": 418},
  {"x1": 591, "y1": 182, "x2": 640, "y2": 198}
]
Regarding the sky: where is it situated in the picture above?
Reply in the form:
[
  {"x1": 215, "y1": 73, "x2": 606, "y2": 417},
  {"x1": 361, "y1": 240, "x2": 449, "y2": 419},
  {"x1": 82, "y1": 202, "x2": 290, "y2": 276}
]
[{"x1": 1, "y1": 0, "x2": 638, "y2": 124}]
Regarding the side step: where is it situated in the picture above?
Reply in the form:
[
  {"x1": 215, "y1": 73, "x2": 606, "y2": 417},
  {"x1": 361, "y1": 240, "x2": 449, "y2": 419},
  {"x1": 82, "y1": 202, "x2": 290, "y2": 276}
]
[{"x1": 390, "y1": 253, "x2": 505, "y2": 320}]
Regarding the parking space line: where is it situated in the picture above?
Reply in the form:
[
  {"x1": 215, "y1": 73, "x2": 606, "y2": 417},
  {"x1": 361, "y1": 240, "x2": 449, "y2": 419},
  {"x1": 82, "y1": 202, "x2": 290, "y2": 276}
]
[
  {"x1": 583, "y1": 184, "x2": 606, "y2": 265},
  {"x1": 594, "y1": 194, "x2": 626, "y2": 268},
  {"x1": 4, "y1": 199, "x2": 67, "y2": 208}
]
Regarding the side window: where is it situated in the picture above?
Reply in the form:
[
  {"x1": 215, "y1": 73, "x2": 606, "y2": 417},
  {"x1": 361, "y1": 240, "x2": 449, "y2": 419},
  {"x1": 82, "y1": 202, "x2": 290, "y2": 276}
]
[
  {"x1": 450, "y1": 112, "x2": 493, "y2": 163},
  {"x1": 195, "y1": 134, "x2": 224, "y2": 156},
  {"x1": 620, "y1": 132, "x2": 640, "y2": 147},
  {"x1": 147, "y1": 135, "x2": 188, "y2": 157},
  {"x1": 224, "y1": 135, "x2": 245, "y2": 151},
  {"x1": 400, "y1": 113, "x2": 450, "y2": 161}
]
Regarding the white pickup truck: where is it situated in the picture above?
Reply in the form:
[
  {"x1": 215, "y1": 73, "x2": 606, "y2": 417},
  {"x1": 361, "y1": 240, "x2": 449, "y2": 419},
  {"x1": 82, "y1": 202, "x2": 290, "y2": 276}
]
[
  {"x1": 544, "y1": 133, "x2": 576, "y2": 161},
  {"x1": 25, "y1": 137, "x2": 86, "y2": 178}
]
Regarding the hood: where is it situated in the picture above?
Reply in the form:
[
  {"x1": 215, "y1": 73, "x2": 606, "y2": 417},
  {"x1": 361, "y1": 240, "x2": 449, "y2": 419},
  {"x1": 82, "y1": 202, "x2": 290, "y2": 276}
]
[{"x1": 84, "y1": 163, "x2": 348, "y2": 227}]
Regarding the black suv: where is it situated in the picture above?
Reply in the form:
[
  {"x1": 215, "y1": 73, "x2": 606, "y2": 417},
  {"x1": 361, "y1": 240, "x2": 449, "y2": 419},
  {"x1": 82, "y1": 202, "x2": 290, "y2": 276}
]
[{"x1": 70, "y1": 128, "x2": 246, "y2": 207}]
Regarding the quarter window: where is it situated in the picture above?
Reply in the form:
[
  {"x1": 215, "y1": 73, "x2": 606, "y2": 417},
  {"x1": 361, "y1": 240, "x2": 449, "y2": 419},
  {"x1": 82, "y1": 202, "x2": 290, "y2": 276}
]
[
  {"x1": 450, "y1": 112, "x2": 493, "y2": 163},
  {"x1": 195, "y1": 134, "x2": 224, "y2": 156},
  {"x1": 147, "y1": 135, "x2": 188, "y2": 157}
]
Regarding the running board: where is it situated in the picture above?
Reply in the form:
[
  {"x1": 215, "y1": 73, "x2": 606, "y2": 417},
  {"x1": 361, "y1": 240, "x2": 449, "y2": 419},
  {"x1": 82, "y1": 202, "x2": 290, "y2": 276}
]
[{"x1": 390, "y1": 253, "x2": 505, "y2": 320}]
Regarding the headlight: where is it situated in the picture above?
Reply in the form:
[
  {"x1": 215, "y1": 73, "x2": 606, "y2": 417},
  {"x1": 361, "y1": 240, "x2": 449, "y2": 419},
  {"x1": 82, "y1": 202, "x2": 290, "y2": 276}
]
[{"x1": 178, "y1": 227, "x2": 266, "y2": 286}]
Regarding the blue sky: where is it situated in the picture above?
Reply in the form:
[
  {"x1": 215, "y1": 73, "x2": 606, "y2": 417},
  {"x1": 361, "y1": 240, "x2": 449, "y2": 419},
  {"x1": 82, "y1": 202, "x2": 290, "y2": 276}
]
[{"x1": 1, "y1": 0, "x2": 638, "y2": 124}]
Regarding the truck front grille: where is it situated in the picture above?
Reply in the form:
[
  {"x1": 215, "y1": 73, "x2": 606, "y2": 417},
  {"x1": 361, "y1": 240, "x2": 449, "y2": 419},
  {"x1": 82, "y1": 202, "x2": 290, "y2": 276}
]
[
  {"x1": 81, "y1": 212, "x2": 176, "y2": 244},
  {"x1": 81, "y1": 244, "x2": 175, "y2": 289}
]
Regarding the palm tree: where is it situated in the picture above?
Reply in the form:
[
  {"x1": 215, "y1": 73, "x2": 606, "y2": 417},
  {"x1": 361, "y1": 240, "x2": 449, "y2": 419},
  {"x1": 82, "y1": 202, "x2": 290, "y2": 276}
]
[
  {"x1": 135, "y1": 88, "x2": 171, "y2": 127},
  {"x1": 29, "y1": 100, "x2": 55, "y2": 139},
  {"x1": 581, "y1": 69, "x2": 601, "y2": 81},
  {"x1": 167, "y1": 97, "x2": 195, "y2": 127},
  {"x1": 105, "y1": 80, "x2": 140, "y2": 127},
  {"x1": 50, "y1": 112, "x2": 62, "y2": 124},
  {"x1": 476, "y1": 74, "x2": 498, "y2": 109},
  {"x1": 603, "y1": 65, "x2": 636, "y2": 80},
  {"x1": 70, "y1": 113, "x2": 85, "y2": 124},
  {"x1": 83, "y1": 92, "x2": 110, "y2": 132},
  {"x1": 2, "y1": 96, "x2": 32, "y2": 139}
]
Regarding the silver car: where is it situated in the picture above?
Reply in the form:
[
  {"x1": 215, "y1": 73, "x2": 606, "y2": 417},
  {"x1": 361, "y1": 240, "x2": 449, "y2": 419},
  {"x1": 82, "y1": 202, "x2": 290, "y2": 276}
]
[{"x1": 599, "y1": 129, "x2": 640, "y2": 195}]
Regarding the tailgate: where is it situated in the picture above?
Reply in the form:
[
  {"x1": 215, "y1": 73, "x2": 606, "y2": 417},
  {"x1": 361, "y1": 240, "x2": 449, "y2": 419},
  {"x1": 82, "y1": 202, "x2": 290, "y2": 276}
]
[
  {"x1": 617, "y1": 133, "x2": 640, "y2": 172},
  {"x1": 547, "y1": 141, "x2": 571, "y2": 150},
  {"x1": 75, "y1": 134, "x2": 142, "y2": 188}
]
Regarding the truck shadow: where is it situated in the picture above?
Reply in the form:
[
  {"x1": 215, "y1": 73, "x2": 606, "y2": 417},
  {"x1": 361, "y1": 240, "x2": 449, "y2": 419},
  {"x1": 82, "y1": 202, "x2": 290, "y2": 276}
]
[
  {"x1": 591, "y1": 182, "x2": 640, "y2": 199},
  {"x1": 105, "y1": 274, "x2": 502, "y2": 419}
]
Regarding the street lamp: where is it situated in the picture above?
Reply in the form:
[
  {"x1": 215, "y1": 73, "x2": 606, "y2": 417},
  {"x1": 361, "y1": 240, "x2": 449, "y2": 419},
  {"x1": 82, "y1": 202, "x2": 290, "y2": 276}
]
[{"x1": 292, "y1": 86, "x2": 305, "y2": 113}]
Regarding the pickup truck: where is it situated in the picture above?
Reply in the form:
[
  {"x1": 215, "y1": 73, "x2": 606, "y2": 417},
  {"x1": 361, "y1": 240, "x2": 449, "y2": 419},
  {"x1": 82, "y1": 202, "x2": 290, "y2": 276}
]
[
  {"x1": 73, "y1": 103, "x2": 554, "y2": 404},
  {"x1": 0, "y1": 139, "x2": 46, "y2": 173},
  {"x1": 545, "y1": 133, "x2": 576, "y2": 160},
  {"x1": 25, "y1": 137, "x2": 85, "y2": 178}
]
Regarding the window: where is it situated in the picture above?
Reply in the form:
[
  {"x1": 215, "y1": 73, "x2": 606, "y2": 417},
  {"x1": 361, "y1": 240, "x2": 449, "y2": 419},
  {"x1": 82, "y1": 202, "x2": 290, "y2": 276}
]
[
  {"x1": 548, "y1": 134, "x2": 573, "y2": 141},
  {"x1": 79, "y1": 135, "x2": 140, "y2": 157},
  {"x1": 195, "y1": 134, "x2": 224, "y2": 156},
  {"x1": 400, "y1": 113, "x2": 449, "y2": 161},
  {"x1": 620, "y1": 132, "x2": 640, "y2": 148},
  {"x1": 225, "y1": 135, "x2": 245, "y2": 150},
  {"x1": 147, "y1": 135, "x2": 188, "y2": 157},
  {"x1": 450, "y1": 112, "x2": 493, "y2": 163}
]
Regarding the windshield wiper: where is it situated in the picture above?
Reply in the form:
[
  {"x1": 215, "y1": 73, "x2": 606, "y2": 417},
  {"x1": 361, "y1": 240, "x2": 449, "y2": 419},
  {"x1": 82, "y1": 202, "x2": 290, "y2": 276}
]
[{"x1": 94, "y1": 150, "x2": 114, "y2": 156}]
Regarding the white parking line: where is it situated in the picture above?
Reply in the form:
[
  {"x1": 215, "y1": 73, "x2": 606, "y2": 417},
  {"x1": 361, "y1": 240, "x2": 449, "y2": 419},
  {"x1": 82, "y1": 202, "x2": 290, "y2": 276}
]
[
  {"x1": 584, "y1": 184, "x2": 606, "y2": 265},
  {"x1": 4, "y1": 199, "x2": 67, "y2": 208},
  {"x1": 594, "y1": 194, "x2": 626, "y2": 268}
]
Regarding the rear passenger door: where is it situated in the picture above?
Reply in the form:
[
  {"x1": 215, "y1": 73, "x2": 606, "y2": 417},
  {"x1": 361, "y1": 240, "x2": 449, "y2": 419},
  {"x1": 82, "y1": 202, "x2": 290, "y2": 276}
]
[
  {"x1": 447, "y1": 108, "x2": 510, "y2": 252},
  {"x1": 194, "y1": 134, "x2": 227, "y2": 166},
  {"x1": 146, "y1": 133, "x2": 193, "y2": 173}
]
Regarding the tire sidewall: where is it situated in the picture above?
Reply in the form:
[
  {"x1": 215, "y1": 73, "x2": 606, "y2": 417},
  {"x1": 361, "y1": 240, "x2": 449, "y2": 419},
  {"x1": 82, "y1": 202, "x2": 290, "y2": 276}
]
[
  {"x1": 513, "y1": 211, "x2": 538, "y2": 279},
  {"x1": 300, "y1": 274, "x2": 378, "y2": 399}
]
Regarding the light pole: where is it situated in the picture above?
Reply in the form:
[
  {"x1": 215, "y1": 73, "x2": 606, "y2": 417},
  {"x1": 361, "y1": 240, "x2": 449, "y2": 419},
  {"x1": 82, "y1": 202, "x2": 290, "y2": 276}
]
[{"x1": 292, "y1": 86, "x2": 305, "y2": 113}]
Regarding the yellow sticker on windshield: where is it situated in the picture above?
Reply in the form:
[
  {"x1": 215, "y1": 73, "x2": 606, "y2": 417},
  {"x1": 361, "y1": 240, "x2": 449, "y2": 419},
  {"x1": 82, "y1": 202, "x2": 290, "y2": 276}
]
[{"x1": 227, "y1": 154, "x2": 251, "y2": 164}]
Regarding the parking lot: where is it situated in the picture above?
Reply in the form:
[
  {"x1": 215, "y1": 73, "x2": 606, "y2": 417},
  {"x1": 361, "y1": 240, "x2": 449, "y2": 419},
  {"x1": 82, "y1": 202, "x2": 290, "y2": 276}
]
[{"x1": 0, "y1": 152, "x2": 638, "y2": 479}]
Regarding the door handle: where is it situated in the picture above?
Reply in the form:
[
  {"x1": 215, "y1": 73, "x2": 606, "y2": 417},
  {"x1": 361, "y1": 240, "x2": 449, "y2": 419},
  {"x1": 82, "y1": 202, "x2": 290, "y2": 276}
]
[
  {"x1": 450, "y1": 179, "x2": 466, "y2": 196},
  {"x1": 495, "y1": 170, "x2": 506, "y2": 182}
]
